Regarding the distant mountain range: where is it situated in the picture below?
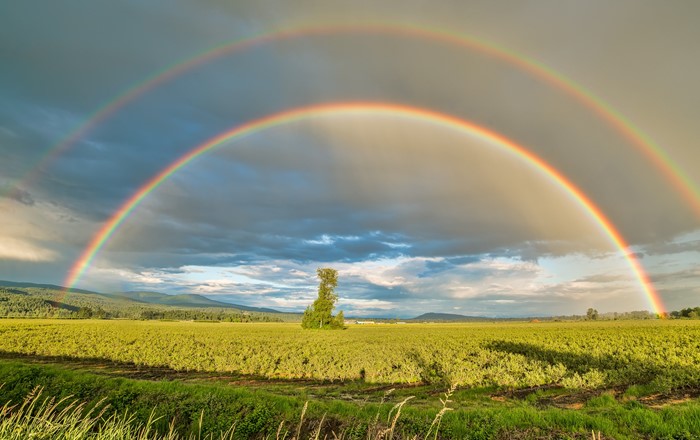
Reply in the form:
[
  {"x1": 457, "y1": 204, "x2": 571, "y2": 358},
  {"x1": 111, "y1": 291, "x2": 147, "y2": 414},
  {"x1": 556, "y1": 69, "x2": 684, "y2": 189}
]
[
  {"x1": 104, "y1": 291, "x2": 280, "y2": 313},
  {"x1": 0, "y1": 280, "x2": 280, "y2": 314},
  {"x1": 410, "y1": 312, "x2": 493, "y2": 322},
  {"x1": 0, "y1": 280, "x2": 517, "y2": 321},
  {"x1": 0, "y1": 280, "x2": 104, "y2": 296}
]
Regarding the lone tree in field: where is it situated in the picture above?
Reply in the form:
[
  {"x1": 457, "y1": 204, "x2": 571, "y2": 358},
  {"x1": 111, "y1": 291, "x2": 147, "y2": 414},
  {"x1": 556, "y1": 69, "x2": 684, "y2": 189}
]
[
  {"x1": 587, "y1": 308, "x2": 599, "y2": 320},
  {"x1": 302, "y1": 268, "x2": 345, "y2": 329}
]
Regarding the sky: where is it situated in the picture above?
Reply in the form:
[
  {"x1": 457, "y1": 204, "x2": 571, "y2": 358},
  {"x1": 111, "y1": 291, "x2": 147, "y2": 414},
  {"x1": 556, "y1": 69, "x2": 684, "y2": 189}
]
[{"x1": 0, "y1": 0, "x2": 698, "y2": 318}]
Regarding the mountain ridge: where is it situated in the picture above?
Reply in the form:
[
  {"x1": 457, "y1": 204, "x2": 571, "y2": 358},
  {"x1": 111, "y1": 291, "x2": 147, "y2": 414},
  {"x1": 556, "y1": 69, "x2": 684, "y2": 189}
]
[
  {"x1": 410, "y1": 312, "x2": 492, "y2": 322},
  {"x1": 106, "y1": 291, "x2": 280, "y2": 313},
  {"x1": 0, "y1": 280, "x2": 102, "y2": 295},
  {"x1": 0, "y1": 280, "x2": 280, "y2": 314}
]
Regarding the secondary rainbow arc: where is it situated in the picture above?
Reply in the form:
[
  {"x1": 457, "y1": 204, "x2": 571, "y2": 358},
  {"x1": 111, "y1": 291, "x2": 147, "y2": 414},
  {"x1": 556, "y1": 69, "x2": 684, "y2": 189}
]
[
  {"x1": 62, "y1": 102, "x2": 666, "y2": 316},
  {"x1": 7, "y1": 22, "x2": 698, "y2": 219}
]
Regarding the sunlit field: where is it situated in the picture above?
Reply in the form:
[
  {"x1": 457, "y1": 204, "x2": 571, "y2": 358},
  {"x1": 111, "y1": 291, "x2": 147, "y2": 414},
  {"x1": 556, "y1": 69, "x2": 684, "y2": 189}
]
[
  {"x1": 2, "y1": 319, "x2": 700, "y2": 438},
  {"x1": 1, "y1": 319, "x2": 699, "y2": 388}
]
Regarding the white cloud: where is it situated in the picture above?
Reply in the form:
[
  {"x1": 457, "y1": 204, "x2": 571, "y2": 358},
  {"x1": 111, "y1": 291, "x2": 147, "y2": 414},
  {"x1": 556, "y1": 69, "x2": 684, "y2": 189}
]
[
  {"x1": 0, "y1": 237, "x2": 57, "y2": 262},
  {"x1": 337, "y1": 298, "x2": 394, "y2": 310}
]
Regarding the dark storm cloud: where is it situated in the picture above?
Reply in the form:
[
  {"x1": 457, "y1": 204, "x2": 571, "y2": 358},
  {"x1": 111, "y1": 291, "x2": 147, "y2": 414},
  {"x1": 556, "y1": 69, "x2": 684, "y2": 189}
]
[
  {"x1": 6, "y1": 14, "x2": 697, "y2": 248},
  {"x1": 1, "y1": 186, "x2": 34, "y2": 206},
  {"x1": 418, "y1": 256, "x2": 482, "y2": 278},
  {"x1": 642, "y1": 239, "x2": 700, "y2": 257},
  {"x1": 86, "y1": 116, "x2": 614, "y2": 272},
  {"x1": 0, "y1": 0, "x2": 237, "y2": 111},
  {"x1": 650, "y1": 268, "x2": 700, "y2": 285},
  {"x1": 1, "y1": 0, "x2": 698, "y2": 316}
]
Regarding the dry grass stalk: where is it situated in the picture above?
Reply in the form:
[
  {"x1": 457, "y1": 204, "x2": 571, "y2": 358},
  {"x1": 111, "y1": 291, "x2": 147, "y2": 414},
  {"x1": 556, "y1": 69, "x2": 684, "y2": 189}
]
[
  {"x1": 293, "y1": 401, "x2": 308, "y2": 440},
  {"x1": 425, "y1": 383, "x2": 456, "y2": 440}
]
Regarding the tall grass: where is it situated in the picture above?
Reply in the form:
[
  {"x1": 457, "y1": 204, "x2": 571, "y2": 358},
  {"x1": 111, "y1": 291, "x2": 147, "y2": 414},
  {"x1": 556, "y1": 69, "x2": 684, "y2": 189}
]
[
  {"x1": 0, "y1": 386, "x2": 236, "y2": 440},
  {"x1": 0, "y1": 386, "x2": 453, "y2": 440}
]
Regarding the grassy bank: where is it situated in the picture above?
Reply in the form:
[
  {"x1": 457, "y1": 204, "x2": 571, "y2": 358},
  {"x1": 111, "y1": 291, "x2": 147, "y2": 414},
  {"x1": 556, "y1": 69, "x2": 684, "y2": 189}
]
[{"x1": 1, "y1": 359, "x2": 700, "y2": 439}]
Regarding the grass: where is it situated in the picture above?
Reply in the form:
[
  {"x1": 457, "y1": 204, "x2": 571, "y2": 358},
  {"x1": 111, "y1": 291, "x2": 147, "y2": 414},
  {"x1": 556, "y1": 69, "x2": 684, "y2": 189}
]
[
  {"x1": 2, "y1": 319, "x2": 700, "y2": 438},
  {"x1": 0, "y1": 386, "x2": 234, "y2": 440},
  {"x1": 0, "y1": 384, "x2": 452, "y2": 440},
  {"x1": 1, "y1": 359, "x2": 700, "y2": 439}
]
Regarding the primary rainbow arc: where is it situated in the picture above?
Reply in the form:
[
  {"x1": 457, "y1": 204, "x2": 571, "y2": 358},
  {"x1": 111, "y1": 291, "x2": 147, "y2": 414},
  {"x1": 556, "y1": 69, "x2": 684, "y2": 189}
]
[{"x1": 62, "y1": 102, "x2": 666, "y2": 315}]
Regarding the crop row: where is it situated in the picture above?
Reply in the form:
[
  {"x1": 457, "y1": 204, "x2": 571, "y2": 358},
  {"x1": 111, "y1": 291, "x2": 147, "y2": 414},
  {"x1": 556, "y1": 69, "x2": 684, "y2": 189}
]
[{"x1": 1, "y1": 320, "x2": 699, "y2": 390}]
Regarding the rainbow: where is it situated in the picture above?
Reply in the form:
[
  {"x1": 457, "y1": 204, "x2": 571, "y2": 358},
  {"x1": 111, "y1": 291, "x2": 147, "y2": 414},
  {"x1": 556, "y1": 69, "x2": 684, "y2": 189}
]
[
  {"x1": 62, "y1": 102, "x2": 666, "y2": 315},
  {"x1": 6, "y1": 22, "x2": 699, "y2": 218}
]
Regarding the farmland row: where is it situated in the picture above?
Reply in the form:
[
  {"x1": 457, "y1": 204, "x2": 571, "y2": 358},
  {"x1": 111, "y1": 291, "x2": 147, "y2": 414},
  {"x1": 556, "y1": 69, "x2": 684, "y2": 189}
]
[{"x1": 1, "y1": 320, "x2": 699, "y2": 390}]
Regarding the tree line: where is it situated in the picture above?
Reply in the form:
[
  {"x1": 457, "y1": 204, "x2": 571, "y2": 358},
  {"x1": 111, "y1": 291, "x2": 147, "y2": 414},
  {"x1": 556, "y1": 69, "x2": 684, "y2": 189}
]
[
  {"x1": 0, "y1": 288, "x2": 282, "y2": 322},
  {"x1": 583, "y1": 306, "x2": 700, "y2": 321}
]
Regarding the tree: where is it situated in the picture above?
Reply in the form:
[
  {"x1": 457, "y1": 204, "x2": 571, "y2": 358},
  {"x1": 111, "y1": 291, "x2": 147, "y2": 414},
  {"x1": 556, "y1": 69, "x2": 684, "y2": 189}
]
[
  {"x1": 302, "y1": 268, "x2": 345, "y2": 329},
  {"x1": 76, "y1": 306, "x2": 93, "y2": 319},
  {"x1": 586, "y1": 308, "x2": 599, "y2": 320}
]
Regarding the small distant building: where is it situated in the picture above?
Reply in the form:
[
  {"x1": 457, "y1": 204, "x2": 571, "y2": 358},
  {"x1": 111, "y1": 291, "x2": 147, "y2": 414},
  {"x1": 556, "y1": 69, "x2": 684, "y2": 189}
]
[{"x1": 355, "y1": 320, "x2": 376, "y2": 325}]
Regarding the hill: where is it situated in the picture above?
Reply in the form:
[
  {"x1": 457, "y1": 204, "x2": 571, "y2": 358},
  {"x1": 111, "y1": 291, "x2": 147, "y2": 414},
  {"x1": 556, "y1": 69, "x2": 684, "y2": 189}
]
[
  {"x1": 106, "y1": 291, "x2": 279, "y2": 313},
  {"x1": 410, "y1": 312, "x2": 492, "y2": 322},
  {"x1": 0, "y1": 280, "x2": 292, "y2": 321},
  {"x1": 0, "y1": 280, "x2": 281, "y2": 314},
  {"x1": 0, "y1": 280, "x2": 102, "y2": 295}
]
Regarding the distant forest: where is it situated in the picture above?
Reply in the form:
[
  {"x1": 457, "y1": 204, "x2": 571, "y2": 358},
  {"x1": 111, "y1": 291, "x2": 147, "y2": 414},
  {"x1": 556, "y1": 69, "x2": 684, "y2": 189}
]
[
  {"x1": 565, "y1": 308, "x2": 700, "y2": 321},
  {"x1": 0, "y1": 286, "x2": 287, "y2": 322}
]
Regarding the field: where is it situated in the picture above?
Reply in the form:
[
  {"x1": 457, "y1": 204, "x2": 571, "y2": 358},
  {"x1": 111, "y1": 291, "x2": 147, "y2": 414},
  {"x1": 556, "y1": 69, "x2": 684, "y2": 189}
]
[{"x1": 1, "y1": 319, "x2": 700, "y2": 439}]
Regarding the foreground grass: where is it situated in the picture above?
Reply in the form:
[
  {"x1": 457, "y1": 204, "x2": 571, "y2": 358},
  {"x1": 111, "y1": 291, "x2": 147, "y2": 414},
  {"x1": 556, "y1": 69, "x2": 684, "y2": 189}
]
[
  {"x1": 1, "y1": 387, "x2": 176, "y2": 440},
  {"x1": 2, "y1": 360, "x2": 700, "y2": 439}
]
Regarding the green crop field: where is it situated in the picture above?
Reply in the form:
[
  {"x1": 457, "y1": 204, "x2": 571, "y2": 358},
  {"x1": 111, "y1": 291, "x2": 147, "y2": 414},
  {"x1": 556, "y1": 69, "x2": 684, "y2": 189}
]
[
  {"x1": 1, "y1": 319, "x2": 700, "y2": 439},
  {"x1": 1, "y1": 319, "x2": 699, "y2": 388}
]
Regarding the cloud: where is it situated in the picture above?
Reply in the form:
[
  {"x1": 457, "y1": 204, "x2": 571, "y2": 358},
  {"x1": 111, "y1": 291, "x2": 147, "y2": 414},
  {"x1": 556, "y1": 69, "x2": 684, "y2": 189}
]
[
  {"x1": 69, "y1": 249, "x2": 660, "y2": 317},
  {"x1": 640, "y1": 231, "x2": 700, "y2": 256},
  {"x1": 0, "y1": 197, "x2": 93, "y2": 270},
  {"x1": 81, "y1": 117, "x2": 620, "y2": 273},
  {"x1": 1, "y1": 186, "x2": 34, "y2": 206},
  {"x1": 0, "y1": 237, "x2": 57, "y2": 262}
]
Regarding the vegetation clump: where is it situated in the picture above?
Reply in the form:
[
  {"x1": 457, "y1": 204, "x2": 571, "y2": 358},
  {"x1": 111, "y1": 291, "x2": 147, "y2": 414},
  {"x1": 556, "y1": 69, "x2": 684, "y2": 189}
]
[
  {"x1": 301, "y1": 268, "x2": 345, "y2": 330},
  {"x1": 586, "y1": 308, "x2": 599, "y2": 320}
]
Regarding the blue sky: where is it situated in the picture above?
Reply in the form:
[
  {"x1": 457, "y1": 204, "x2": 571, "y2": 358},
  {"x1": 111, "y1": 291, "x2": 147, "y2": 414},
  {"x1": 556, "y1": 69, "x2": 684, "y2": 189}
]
[{"x1": 1, "y1": 0, "x2": 698, "y2": 317}]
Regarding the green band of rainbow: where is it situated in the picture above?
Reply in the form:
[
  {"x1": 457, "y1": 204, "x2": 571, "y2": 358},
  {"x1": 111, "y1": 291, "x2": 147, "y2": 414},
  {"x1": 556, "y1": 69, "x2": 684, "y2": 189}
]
[
  {"x1": 8, "y1": 22, "x2": 699, "y2": 219},
  {"x1": 63, "y1": 102, "x2": 666, "y2": 315}
]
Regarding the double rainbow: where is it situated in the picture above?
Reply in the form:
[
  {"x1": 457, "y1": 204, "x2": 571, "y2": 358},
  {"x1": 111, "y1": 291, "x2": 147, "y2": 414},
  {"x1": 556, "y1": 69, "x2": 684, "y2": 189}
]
[{"x1": 62, "y1": 102, "x2": 666, "y2": 315}]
